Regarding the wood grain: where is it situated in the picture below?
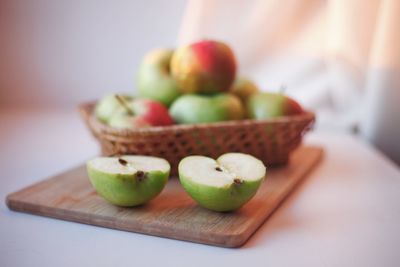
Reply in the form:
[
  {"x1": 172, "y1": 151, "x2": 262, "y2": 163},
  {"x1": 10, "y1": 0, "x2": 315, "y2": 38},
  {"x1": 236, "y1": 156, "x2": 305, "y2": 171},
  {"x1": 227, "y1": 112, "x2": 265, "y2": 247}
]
[{"x1": 6, "y1": 146, "x2": 323, "y2": 247}]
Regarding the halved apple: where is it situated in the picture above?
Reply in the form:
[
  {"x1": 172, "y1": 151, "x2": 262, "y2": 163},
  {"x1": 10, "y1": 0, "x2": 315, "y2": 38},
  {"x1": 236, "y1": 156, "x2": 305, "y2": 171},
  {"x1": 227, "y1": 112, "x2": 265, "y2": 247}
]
[
  {"x1": 178, "y1": 153, "x2": 266, "y2": 212},
  {"x1": 87, "y1": 155, "x2": 170, "y2": 207}
]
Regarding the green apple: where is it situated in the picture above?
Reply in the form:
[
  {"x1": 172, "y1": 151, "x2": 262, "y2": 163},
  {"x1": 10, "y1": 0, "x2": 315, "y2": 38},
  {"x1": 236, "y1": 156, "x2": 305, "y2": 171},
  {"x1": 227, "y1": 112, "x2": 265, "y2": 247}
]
[
  {"x1": 95, "y1": 94, "x2": 132, "y2": 123},
  {"x1": 247, "y1": 92, "x2": 303, "y2": 119},
  {"x1": 108, "y1": 98, "x2": 174, "y2": 129},
  {"x1": 179, "y1": 153, "x2": 266, "y2": 212},
  {"x1": 137, "y1": 49, "x2": 181, "y2": 107},
  {"x1": 87, "y1": 155, "x2": 170, "y2": 206},
  {"x1": 169, "y1": 93, "x2": 244, "y2": 124},
  {"x1": 171, "y1": 40, "x2": 237, "y2": 94},
  {"x1": 230, "y1": 77, "x2": 259, "y2": 103}
]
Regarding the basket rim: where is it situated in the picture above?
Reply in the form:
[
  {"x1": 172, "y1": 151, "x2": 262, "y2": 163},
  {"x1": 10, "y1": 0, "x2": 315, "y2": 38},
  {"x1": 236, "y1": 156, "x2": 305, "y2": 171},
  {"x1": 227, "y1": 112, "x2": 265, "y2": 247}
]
[{"x1": 79, "y1": 100, "x2": 315, "y2": 136}]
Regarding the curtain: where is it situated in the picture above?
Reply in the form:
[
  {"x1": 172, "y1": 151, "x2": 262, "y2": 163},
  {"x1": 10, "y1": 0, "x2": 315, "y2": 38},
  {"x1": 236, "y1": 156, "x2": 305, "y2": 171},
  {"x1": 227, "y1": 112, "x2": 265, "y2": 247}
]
[{"x1": 177, "y1": 0, "x2": 400, "y2": 164}]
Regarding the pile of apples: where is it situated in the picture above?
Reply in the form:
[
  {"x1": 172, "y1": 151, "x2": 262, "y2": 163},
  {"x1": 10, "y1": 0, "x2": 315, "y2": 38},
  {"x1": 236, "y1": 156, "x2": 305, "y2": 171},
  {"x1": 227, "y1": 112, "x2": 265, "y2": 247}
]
[
  {"x1": 87, "y1": 40, "x2": 306, "y2": 212},
  {"x1": 94, "y1": 40, "x2": 303, "y2": 129}
]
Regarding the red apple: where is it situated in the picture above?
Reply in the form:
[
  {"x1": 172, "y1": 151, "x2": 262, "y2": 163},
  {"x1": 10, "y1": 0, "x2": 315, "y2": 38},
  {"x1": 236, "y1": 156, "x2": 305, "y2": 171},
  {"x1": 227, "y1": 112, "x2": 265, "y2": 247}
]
[
  {"x1": 132, "y1": 99, "x2": 174, "y2": 126},
  {"x1": 108, "y1": 96, "x2": 174, "y2": 129},
  {"x1": 171, "y1": 40, "x2": 236, "y2": 94}
]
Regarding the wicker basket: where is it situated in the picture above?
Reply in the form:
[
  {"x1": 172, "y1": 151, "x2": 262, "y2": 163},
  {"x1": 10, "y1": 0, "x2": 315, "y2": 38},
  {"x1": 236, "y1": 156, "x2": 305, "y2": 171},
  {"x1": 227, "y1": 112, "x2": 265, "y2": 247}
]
[{"x1": 79, "y1": 101, "x2": 315, "y2": 173}]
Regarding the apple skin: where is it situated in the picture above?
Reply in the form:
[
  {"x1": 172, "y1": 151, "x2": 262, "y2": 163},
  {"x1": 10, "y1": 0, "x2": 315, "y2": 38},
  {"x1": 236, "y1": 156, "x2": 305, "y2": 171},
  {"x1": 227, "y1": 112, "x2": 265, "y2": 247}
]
[
  {"x1": 171, "y1": 40, "x2": 236, "y2": 94},
  {"x1": 87, "y1": 161, "x2": 169, "y2": 207},
  {"x1": 178, "y1": 153, "x2": 266, "y2": 212},
  {"x1": 179, "y1": 175, "x2": 263, "y2": 212},
  {"x1": 110, "y1": 98, "x2": 174, "y2": 128},
  {"x1": 169, "y1": 93, "x2": 244, "y2": 124},
  {"x1": 131, "y1": 98, "x2": 175, "y2": 126},
  {"x1": 109, "y1": 115, "x2": 151, "y2": 129},
  {"x1": 246, "y1": 92, "x2": 303, "y2": 119},
  {"x1": 230, "y1": 77, "x2": 259, "y2": 103},
  {"x1": 137, "y1": 49, "x2": 181, "y2": 107},
  {"x1": 95, "y1": 94, "x2": 132, "y2": 123}
]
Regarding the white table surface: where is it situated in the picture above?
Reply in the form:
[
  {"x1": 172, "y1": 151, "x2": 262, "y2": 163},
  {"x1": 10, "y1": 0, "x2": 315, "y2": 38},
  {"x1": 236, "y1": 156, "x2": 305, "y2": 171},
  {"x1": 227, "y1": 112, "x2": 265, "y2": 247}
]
[{"x1": 1, "y1": 108, "x2": 399, "y2": 267}]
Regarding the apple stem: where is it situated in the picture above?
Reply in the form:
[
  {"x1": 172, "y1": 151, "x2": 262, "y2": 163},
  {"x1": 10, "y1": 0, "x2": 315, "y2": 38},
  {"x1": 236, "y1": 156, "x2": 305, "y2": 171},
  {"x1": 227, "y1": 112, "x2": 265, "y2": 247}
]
[
  {"x1": 234, "y1": 178, "x2": 243, "y2": 185},
  {"x1": 115, "y1": 94, "x2": 134, "y2": 116},
  {"x1": 279, "y1": 85, "x2": 287, "y2": 94},
  {"x1": 136, "y1": 170, "x2": 146, "y2": 181}
]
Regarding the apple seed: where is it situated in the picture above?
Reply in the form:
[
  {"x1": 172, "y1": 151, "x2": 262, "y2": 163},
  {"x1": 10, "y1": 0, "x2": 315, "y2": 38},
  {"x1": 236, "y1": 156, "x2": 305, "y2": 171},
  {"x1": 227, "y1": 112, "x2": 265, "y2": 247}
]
[{"x1": 118, "y1": 158, "x2": 128, "y2": 166}]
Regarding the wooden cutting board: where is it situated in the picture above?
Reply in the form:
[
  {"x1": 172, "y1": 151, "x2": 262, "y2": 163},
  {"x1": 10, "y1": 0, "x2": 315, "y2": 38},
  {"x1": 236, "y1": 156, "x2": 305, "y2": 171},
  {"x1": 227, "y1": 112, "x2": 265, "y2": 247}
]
[{"x1": 6, "y1": 146, "x2": 323, "y2": 248}]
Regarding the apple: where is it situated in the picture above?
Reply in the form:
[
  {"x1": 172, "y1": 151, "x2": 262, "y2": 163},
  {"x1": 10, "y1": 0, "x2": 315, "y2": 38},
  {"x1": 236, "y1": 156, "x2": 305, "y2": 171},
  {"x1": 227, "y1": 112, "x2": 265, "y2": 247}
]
[
  {"x1": 87, "y1": 155, "x2": 170, "y2": 206},
  {"x1": 137, "y1": 49, "x2": 181, "y2": 107},
  {"x1": 247, "y1": 92, "x2": 303, "y2": 119},
  {"x1": 169, "y1": 93, "x2": 244, "y2": 124},
  {"x1": 109, "y1": 97, "x2": 174, "y2": 129},
  {"x1": 230, "y1": 77, "x2": 259, "y2": 103},
  {"x1": 171, "y1": 40, "x2": 236, "y2": 94},
  {"x1": 109, "y1": 115, "x2": 151, "y2": 129},
  {"x1": 178, "y1": 153, "x2": 266, "y2": 212},
  {"x1": 95, "y1": 94, "x2": 133, "y2": 123}
]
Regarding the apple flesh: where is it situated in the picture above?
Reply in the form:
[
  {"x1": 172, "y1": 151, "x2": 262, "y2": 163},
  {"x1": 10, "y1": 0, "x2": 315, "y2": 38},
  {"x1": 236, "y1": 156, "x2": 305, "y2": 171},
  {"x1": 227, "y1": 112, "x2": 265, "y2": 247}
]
[
  {"x1": 95, "y1": 94, "x2": 133, "y2": 123},
  {"x1": 109, "y1": 98, "x2": 174, "y2": 129},
  {"x1": 247, "y1": 92, "x2": 303, "y2": 119},
  {"x1": 171, "y1": 40, "x2": 236, "y2": 94},
  {"x1": 230, "y1": 77, "x2": 259, "y2": 103},
  {"x1": 179, "y1": 153, "x2": 266, "y2": 212},
  {"x1": 87, "y1": 155, "x2": 170, "y2": 206},
  {"x1": 137, "y1": 49, "x2": 181, "y2": 107},
  {"x1": 169, "y1": 93, "x2": 244, "y2": 124}
]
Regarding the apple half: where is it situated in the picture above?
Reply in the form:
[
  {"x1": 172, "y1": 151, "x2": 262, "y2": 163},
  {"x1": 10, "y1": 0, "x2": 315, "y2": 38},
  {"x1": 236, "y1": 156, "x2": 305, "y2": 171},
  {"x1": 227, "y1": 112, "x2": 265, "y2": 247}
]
[
  {"x1": 179, "y1": 153, "x2": 266, "y2": 212},
  {"x1": 87, "y1": 155, "x2": 170, "y2": 207}
]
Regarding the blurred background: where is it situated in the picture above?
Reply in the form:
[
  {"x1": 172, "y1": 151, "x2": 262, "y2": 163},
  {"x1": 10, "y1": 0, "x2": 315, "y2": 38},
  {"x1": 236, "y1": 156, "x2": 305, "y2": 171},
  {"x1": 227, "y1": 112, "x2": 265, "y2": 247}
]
[
  {"x1": 0, "y1": 0, "x2": 399, "y2": 164},
  {"x1": 0, "y1": 0, "x2": 186, "y2": 108}
]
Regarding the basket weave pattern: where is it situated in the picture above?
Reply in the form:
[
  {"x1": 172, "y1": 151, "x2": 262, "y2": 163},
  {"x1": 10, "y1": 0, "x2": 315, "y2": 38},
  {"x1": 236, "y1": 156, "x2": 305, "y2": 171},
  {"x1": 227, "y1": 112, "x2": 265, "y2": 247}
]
[{"x1": 80, "y1": 102, "x2": 315, "y2": 173}]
